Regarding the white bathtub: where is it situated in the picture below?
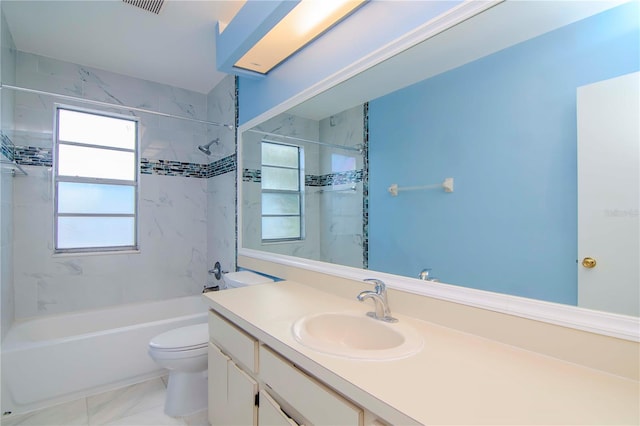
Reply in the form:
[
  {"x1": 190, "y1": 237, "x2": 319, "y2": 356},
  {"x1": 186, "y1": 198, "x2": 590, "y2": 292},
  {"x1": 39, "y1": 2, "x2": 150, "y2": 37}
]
[{"x1": 1, "y1": 295, "x2": 207, "y2": 415}]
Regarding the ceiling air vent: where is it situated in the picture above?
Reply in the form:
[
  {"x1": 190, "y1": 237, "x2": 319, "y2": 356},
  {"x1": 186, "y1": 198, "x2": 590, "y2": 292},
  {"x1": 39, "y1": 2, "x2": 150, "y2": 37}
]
[{"x1": 122, "y1": 0, "x2": 165, "y2": 15}]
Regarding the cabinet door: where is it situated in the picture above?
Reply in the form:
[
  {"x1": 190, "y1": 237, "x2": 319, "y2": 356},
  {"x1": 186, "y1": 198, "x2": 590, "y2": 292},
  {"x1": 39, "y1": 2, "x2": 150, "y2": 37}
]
[
  {"x1": 258, "y1": 390, "x2": 300, "y2": 426},
  {"x1": 208, "y1": 343, "x2": 229, "y2": 426},
  {"x1": 227, "y1": 361, "x2": 258, "y2": 425},
  {"x1": 209, "y1": 342, "x2": 258, "y2": 426},
  {"x1": 260, "y1": 346, "x2": 362, "y2": 425}
]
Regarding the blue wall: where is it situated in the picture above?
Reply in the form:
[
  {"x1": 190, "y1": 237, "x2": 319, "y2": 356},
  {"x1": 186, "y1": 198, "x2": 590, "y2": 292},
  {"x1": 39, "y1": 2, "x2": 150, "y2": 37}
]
[{"x1": 368, "y1": 2, "x2": 639, "y2": 305}]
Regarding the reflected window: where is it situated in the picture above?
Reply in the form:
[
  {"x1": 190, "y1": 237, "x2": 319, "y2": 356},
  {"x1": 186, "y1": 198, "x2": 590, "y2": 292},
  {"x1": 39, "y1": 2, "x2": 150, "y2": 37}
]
[
  {"x1": 54, "y1": 106, "x2": 138, "y2": 252},
  {"x1": 261, "y1": 141, "x2": 303, "y2": 241},
  {"x1": 331, "y1": 153, "x2": 356, "y2": 172}
]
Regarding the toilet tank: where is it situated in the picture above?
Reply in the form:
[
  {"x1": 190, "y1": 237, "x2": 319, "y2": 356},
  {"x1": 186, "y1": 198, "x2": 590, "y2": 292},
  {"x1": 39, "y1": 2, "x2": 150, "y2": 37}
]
[{"x1": 223, "y1": 271, "x2": 274, "y2": 289}]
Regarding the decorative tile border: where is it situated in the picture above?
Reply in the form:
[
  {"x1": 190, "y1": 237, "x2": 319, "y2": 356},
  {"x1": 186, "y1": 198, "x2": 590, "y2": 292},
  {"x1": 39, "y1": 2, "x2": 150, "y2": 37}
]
[
  {"x1": 305, "y1": 170, "x2": 363, "y2": 187},
  {"x1": 243, "y1": 168, "x2": 363, "y2": 188},
  {"x1": 10, "y1": 140, "x2": 236, "y2": 179},
  {"x1": 362, "y1": 102, "x2": 370, "y2": 269},
  {"x1": 209, "y1": 155, "x2": 236, "y2": 178},
  {"x1": 242, "y1": 168, "x2": 261, "y2": 183},
  {"x1": 140, "y1": 155, "x2": 236, "y2": 179},
  {"x1": 140, "y1": 158, "x2": 209, "y2": 178},
  {"x1": 14, "y1": 146, "x2": 53, "y2": 167}
]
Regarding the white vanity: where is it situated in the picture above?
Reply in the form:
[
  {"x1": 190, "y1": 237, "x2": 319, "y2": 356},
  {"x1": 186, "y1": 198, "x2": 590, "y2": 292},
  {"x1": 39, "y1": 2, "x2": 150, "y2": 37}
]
[{"x1": 203, "y1": 281, "x2": 639, "y2": 425}]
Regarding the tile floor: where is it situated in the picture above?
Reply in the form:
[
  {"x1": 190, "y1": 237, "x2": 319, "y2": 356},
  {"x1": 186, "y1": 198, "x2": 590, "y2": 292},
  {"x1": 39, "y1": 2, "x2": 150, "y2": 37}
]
[{"x1": 1, "y1": 377, "x2": 209, "y2": 426}]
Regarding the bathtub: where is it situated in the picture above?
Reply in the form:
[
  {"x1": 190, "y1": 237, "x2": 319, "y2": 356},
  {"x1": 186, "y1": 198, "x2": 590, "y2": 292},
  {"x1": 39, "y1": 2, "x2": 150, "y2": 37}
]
[{"x1": 1, "y1": 295, "x2": 207, "y2": 415}]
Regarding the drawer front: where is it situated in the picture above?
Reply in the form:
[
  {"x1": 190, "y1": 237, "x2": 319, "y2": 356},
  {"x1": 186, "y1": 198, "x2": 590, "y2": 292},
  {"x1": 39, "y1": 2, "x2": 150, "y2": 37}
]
[
  {"x1": 259, "y1": 390, "x2": 300, "y2": 426},
  {"x1": 209, "y1": 311, "x2": 258, "y2": 373},
  {"x1": 260, "y1": 346, "x2": 362, "y2": 426}
]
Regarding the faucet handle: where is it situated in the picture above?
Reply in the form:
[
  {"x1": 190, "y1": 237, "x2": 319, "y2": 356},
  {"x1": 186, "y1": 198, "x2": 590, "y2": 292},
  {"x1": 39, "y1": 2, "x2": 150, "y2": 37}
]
[
  {"x1": 207, "y1": 261, "x2": 228, "y2": 280},
  {"x1": 363, "y1": 278, "x2": 386, "y2": 294}
]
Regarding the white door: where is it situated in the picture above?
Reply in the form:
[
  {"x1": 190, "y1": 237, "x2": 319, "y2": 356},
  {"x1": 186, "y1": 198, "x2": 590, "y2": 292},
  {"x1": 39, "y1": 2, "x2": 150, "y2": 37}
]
[{"x1": 577, "y1": 71, "x2": 639, "y2": 316}]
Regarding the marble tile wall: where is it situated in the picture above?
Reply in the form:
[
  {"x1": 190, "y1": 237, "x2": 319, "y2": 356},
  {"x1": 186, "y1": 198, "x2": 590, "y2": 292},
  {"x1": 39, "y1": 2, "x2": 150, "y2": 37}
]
[
  {"x1": 12, "y1": 169, "x2": 208, "y2": 318},
  {"x1": 206, "y1": 75, "x2": 237, "y2": 285},
  {"x1": 13, "y1": 52, "x2": 218, "y2": 164},
  {"x1": 1, "y1": 8, "x2": 17, "y2": 339},
  {"x1": 318, "y1": 105, "x2": 366, "y2": 269},
  {"x1": 8, "y1": 52, "x2": 236, "y2": 319}
]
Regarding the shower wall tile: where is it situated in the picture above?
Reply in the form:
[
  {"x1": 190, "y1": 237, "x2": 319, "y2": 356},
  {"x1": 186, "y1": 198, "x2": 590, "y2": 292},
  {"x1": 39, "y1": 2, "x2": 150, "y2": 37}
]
[
  {"x1": 319, "y1": 105, "x2": 365, "y2": 269},
  {"x1": 207, "y1": 172, "x2": 236, "y2": 284},
  {"x1": 12, "y1": 169, "x2": 207, "y2": 318},
  {"x1": 13, "y1": 51, "x2": 224, "y2": 164},
  {"x1": 8, "y1": 53, "x2": 235, "y2": 320},
  {"x1": 1, "y1": 8, "x2": 17, "y2": 340},
  {"x1": 206, "y1": 75, "x2": 237, "y2": 276},
  {"x1": 207, "y1": 75, "x2": 236, "y2": 160}
]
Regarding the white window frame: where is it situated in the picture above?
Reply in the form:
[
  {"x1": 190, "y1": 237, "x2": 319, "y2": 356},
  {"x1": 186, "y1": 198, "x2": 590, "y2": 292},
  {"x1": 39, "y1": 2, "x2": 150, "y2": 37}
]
[
  {"x1": 261, "y1": 140, "x2": 304, "y2": 243},
  {"x1": 53, "y1": 104, "x2": 140, "y2": 254}
]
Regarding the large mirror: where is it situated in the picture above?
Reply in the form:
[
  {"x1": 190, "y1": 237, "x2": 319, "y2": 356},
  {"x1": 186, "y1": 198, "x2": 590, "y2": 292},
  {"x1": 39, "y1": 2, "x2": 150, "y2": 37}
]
[{"x1": 240, "y1": 0, "x2": 639, "y2": 319}]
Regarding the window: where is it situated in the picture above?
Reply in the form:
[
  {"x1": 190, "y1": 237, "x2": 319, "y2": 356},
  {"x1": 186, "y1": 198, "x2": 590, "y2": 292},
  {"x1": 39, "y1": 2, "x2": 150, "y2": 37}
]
[
  {"x1": 261, "y1": 141, "x2": 303, "y2": 241},
  {"x1": 331, "y1": 153, "x2": 356, "y2": 172},
  {"x1": 54, "y1": 106, "x2": 139, "y2": 253}
]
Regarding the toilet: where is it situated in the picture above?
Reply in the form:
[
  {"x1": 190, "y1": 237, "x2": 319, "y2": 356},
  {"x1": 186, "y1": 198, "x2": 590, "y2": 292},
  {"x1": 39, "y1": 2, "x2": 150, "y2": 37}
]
[{"x1": 148, "y1": 271, "x2": 274, "y2": 417}]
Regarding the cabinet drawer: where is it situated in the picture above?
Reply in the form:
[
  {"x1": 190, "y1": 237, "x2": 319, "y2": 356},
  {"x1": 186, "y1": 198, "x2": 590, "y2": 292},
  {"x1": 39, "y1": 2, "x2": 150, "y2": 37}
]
[
  {"x1": 260, "y1": 346, "x2": 362, "y2": 426},
  {"x1": 259, "y1": 390, "x2": 300, "y2": 426},
  {"x1": 209, "y1": 311, "x2": 258, "y2": 373}
]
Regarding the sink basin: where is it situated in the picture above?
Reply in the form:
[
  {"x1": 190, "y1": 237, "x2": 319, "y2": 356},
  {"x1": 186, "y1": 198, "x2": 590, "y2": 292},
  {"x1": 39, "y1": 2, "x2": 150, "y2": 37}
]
[{"x1": 292, "y1": 312, "x2": 423, "y2": 360}]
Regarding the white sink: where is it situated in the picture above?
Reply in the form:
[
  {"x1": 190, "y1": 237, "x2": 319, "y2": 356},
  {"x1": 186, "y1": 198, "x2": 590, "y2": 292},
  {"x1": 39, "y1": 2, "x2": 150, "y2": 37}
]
[{"x1": 292, "y1": 312, "x2": 423, "y2": 360}]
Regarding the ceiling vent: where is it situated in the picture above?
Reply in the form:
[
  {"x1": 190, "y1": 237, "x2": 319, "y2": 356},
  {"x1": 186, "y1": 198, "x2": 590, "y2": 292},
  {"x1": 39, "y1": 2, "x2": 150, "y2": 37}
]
[{"x1": 122, "y1": 0, "x2": 165, "y2": 15}]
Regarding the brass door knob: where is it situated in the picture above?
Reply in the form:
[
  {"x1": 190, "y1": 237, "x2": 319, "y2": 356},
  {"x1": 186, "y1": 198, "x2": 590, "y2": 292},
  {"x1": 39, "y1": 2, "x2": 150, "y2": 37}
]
[{"x1": 582, "y1": 257, "x2": 597, "y2": 269}]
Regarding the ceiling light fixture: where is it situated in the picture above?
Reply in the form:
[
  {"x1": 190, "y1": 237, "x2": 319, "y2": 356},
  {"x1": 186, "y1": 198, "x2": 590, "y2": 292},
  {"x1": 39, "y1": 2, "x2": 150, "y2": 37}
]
[{"x1": 216, "y1": 0, "x2": 366, "y2": 77}]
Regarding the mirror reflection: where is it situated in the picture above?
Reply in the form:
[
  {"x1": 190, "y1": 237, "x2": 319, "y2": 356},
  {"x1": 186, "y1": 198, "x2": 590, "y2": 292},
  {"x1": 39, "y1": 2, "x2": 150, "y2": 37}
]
[
  {"x1": 242, "y1": 1, "x2": 639, "y2": 317},
  {"x1": 242, "y1": 105, "x2": 366, "y2": 267}
]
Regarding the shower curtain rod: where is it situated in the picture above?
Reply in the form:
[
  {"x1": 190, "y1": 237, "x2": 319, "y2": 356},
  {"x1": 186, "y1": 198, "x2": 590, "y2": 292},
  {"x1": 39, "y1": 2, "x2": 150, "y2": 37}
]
[
  {"x1": 0, "y1": 83, "x2": 235, "y2": 130},
  {"x1": 247, "y1": 129, "x2": 363, "y2": 153}
]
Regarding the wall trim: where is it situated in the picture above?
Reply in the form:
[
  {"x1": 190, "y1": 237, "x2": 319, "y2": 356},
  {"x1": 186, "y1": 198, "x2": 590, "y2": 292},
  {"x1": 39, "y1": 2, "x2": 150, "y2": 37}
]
[{"x1": 239, "y1": 248, "x2": 640, "y2": 342}]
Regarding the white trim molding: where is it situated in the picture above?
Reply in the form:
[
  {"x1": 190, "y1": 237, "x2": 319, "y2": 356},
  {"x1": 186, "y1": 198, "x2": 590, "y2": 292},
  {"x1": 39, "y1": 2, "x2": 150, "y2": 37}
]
[{"x1": 239, "y1": 248, "x2": 640, "y2": 342}]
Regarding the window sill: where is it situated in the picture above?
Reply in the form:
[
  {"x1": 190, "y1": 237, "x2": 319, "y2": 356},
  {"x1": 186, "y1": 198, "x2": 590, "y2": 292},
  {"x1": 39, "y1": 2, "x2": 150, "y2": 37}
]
[
  {"x1": 52, "y1": 249, "x2": 141, "y2": 258},
  {"x1": 261, "y1": 240, "x2": 304, "y2": 246}
]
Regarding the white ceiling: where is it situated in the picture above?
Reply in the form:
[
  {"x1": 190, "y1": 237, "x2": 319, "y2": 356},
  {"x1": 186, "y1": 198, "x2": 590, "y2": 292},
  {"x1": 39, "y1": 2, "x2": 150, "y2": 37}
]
[
  {"x1": 2, "y1": 0, "x2": 625, "y2": 108},
  {"x1": 1, "y1": 0, "x2": 245, "y2": 94}
]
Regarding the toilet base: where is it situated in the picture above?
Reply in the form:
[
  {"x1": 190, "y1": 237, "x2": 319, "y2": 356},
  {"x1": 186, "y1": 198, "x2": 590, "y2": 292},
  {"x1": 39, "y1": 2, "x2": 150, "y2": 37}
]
[{"x1": 164, "y1": 370, "x2": 208, "y2": 417}]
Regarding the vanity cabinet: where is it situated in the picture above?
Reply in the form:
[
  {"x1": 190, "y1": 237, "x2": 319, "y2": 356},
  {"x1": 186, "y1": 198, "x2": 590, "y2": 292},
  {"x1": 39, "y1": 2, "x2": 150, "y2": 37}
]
[
  {"x1": 259, "y1": 345, "x2": 362, "y2": 425},
  {"x1": 208, "y1": 342, "x2": 258, "y2": 426},
  {"x1": 258, "y1": 390, "x2": 299, "y2": 426},
  {"x1": 208, "y1": 310, "x2": 369, "y2": 426}
]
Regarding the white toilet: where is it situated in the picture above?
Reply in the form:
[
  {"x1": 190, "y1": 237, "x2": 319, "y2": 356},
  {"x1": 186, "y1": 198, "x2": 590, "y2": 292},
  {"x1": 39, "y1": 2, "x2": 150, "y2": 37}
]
[{"x1": 148, "y1": 271, "x2": 274, "y2": 417}]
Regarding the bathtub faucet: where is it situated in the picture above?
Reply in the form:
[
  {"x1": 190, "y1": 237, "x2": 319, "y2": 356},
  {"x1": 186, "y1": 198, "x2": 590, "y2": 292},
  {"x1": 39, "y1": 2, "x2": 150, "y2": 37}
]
[
  {"x1": 202, "y1": 284, "x2": 219, "y2": 293},
  {"x1": 207, "y1": 261, "x2": 228, "y2": 280}
]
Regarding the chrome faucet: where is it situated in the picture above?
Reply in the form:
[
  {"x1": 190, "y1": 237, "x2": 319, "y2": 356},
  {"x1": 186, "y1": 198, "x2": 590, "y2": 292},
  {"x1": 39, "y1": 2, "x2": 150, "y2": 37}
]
[{"x1": 357, "y1": 278, "x2": 397, "y2": 323}]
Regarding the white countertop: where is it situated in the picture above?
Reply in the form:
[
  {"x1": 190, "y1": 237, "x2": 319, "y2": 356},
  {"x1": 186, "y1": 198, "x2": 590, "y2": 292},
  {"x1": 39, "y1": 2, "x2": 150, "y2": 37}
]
[{"x1": 203, "y1": 281, "x2": 639, "y2": 425}]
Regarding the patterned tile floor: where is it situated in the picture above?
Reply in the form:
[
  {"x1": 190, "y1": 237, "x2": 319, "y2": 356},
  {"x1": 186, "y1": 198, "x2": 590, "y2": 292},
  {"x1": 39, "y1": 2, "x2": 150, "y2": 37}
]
[{"x1": 1, "y1": 377, "x2": 209, "y2": 426}]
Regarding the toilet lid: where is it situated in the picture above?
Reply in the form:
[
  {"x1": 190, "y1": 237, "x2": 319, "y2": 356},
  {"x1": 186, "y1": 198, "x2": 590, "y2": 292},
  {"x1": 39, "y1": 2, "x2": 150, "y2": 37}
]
[{"x1": 149, "y1": 323, "x2": 208, "y2": 351}]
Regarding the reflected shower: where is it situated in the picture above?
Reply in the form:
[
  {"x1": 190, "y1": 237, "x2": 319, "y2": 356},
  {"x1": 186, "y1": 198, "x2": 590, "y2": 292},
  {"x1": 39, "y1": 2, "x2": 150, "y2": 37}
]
[{"x1": 198, "y1": 138, "x2": 219, "y2": 155}]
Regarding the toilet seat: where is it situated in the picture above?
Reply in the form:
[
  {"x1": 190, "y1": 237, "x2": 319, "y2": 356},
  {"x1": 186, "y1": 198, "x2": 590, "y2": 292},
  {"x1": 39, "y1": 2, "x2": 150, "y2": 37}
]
[
  {"x1": 149, "y1": 345, "x2": 208, "y2": 361},
  {"x1": 149, "y1": 323, "x2": 208, "y2": 352}
]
